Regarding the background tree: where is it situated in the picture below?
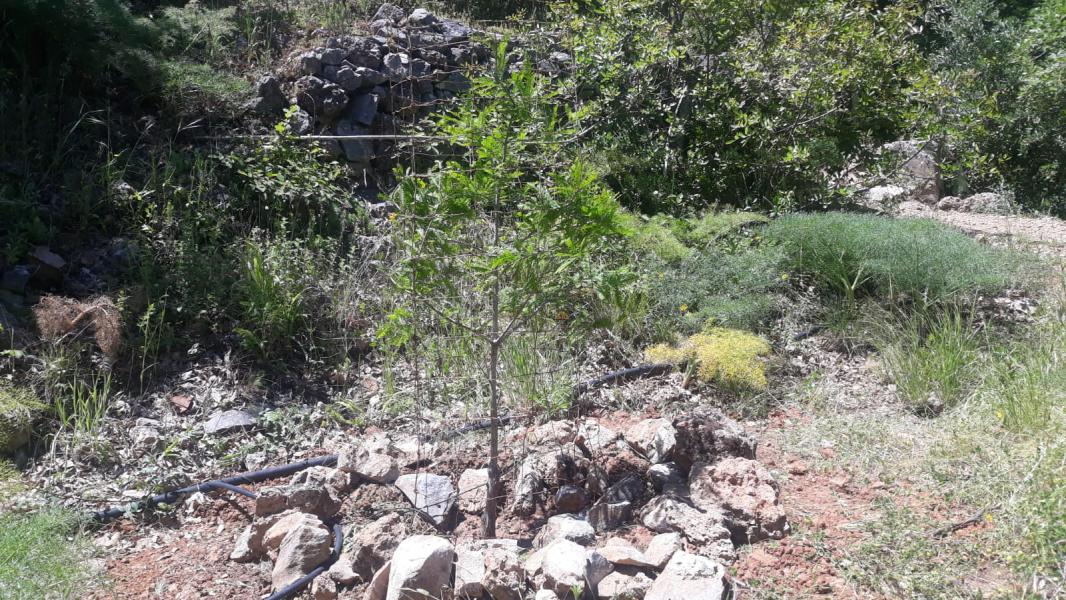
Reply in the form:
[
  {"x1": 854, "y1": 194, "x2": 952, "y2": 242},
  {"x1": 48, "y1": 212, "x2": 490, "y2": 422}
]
[{"x1": 385, "y1": 46, "x2": 628, "y2": 535}]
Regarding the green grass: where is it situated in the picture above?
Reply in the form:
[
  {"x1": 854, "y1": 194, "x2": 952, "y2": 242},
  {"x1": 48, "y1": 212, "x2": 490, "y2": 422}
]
[
  {"x1": 874, "y1": 309, "x2": 983, "y2": 415},
  {"x1": 764, "y1": 213, "x2": 1030, "y2": 306},
  {"x1": 0, "y1": 508, "x2": 96, "y2": 599}
]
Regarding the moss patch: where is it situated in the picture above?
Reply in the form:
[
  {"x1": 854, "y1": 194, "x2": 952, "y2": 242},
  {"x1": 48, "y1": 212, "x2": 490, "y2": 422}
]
[{"x1": 0, "y1": 383, "x2": 44, "y2": 455}]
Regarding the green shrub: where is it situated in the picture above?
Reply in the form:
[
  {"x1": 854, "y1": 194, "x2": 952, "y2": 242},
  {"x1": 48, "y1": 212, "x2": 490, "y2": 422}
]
[
  {"x1": 235, "y1": 235, "x2": 320, "y2": 362},
  {"x1": 679, "y1": 211, "x2": 770, "y2": 248},
  {"x1": 559, "y1": 0, "x2": 924, "y2": 212},
  {"x1": 0, "y1": 508, "x2": 95, "y2": 599},
  {"x1": 645, "y1": 242, "x2": 787, "y2": 336},
  {"x1": 620, "y1": 212, "x2": 691, "y2": 263},
  {"x1": 764, "y1": 213, "x2": 1027, "y2": 305}
]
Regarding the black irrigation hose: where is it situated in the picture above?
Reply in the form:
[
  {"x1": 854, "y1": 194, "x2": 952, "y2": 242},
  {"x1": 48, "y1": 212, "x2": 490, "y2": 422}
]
[
  {"x1": 91, "y1": 454, "x2": 338, "y2": 522},
  {"x1": 92, "y1": 363, "x2": 675, "y2": 522},
  {"x1": 264, "y1": 522, "x2": 344, "y2": 600},
  {"x1": 571, "y1": 363, "x2": 676, "y2": 398}
]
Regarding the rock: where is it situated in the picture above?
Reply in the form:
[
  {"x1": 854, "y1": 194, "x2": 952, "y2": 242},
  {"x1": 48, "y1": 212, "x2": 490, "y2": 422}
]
[
  {"x1": 230, "y1": 526, "x2": 256, "y2": 563},
  {"x1": 263, "y1": 511, "x2": 325, "y2": 552},
  {"x1": 350, "y1": 513, "x2": 407, "y2": 580},
  {"x1": 250, "y1": 75, "x2": 288, "y2": 115},
  {"x1": 324, "y1": 65, "x2": 364, "y2": 92},
  {"x1": 255, "y1": 487, "x2": 289, "y2": 516},
  {"x1": 203, "y1": 409, "x2": 256, "y2": 435},
  {"x1": 646, "y1": 463, "x2": 685, "y2": 494},
  {"x1": 965, "y1": 191, "x2": 1012, "y2": 214},
  {"x1": 312, "y1": 576, "x2": 339, "y2": 600},
  {"x1": 644, "y1": 552, "x2": 727, "y2": 600},
  {"x1": 454, "y1": 539, "x2": 521, "y2": 597},
  {"x1": 372, "y1": 3, "x2": 405, "y2": 24},
  {"x1": 864, "y1": 185, "x2": 907, "y2": 210},
  {"x1": 1, "y1": 265, "x2": 31, "y2": 293},
  {"x1": 328, "y1": 553, "x2": 360, "y2": 585},
  {"x1": 311, "y1": 575, "x2": 336, "y2": 600},
  {"x1": 598, "y1": 538, "x2": 654, "y2": 568},
  {"x1": 588, "y1": 500, "x2": 631, "y2": 532},
  {"x1": 348, "y1": 38, "x2": 384, "y2": 70},
  {"x1": 299, "y1": 51, "x2": 323, "y2": 75},
  {"x1": 533, "y1": 514, "x2": 596, "y2": 549},
  {"x1": 382, "y1": 52, "x2": 410, "y2": 83},
  {"x1": 439, "y1": 19, "x2": 474, "y2": 43},
  {"x1": 272, "y1": 519, "x2": 333, "y2": 591},
  {"x1": 295, "y1": 76, "x2": 349, "y2": 120},
  {"x1": 585, "y1": 549, "x2": 614, "y2": 588},
  {"x1": 129, "y1": 425, "x2": 162, "y2": 452},
  {"x1": 537, "y1": 539, "x2": 602, "y2": 598},
  {"x1": 625, "y1": 418, "x2": 677, "y2": 464},
  {"x1": 671, "y1": 408, "x2": 755, "y2": 470},
  {"x1": 554, "y1": 484, "x2": 588, "y2": 514},
  {"x1": 589, "y1": 475, "x2": 646, "y2": 531},
  {"x1": 880, "y1": 140, "x2": 940, "y2": 205},
  {"x1": 689, "y1": 458, "x2": 788, "y2": 542},
  {"x1": 338, "y1": 443, "x2": 398, "y2": 483},
  {"x1": 483, "y1": 546, "x2": 525, "y2": 600},
  {"x1": 355, "y1": 66, "x2": 387, "y2": 86},
  {"x1": 335, "y1": 121, "x2": 373, "y2": 163},
  {"x1": 346, "y1": 92, "x2": 380, "y2": 127},
  {"x1": 407, "y1": 8, "x2": 438, "y2": 27},
  {"x1": 457, "y1": 468, "x2": 489, "y2": 513},
  {"x1": 597, "y1": 571, "x2": 653, "y2": 600},
  {"x1": 641, "y1": 496, "x2": 735, "y2": 563},
  {"x1": 385, "y1": 535, "x2": 454, "y2": 600},
  {"x1": 395, "y1": 473, "x2": 456, "y2": 526},
  {"x1": 365, "y1": 561, "x2": 391, "y2": 600},
  {"x1": 285, "y1": 466, "x2": 347, "y2": 517},
  {"x1": 28, "y1": 246, "x2": 65, "y2": 288},
  {"x1": 320, "y1": 47, "x2": 348, "y2": 65},
  {"x1": 577, "y1": 420, "x2": 621, "y2": 453},
  {"x1": 643, "y1": 533, "x2": 681, "y2": 570}
]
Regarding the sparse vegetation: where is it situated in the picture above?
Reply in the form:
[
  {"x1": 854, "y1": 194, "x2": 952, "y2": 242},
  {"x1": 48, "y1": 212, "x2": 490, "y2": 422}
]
[{"x1": 0, "y1": 0, "x2": 1063, "y2": 597}]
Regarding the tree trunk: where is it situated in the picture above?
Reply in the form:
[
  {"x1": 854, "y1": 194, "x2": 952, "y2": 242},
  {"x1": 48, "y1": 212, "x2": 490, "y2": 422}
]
[{"x1": 482, "y1": 338, "x2": 500, "y2": 538}]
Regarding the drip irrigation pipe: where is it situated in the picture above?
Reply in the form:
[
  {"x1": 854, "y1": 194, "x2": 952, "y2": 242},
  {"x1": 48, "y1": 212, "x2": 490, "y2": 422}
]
[
  {"x1": 572, "y1": 363, "x2": 676, "y2": 398},
  {"x1": 91, "y1": 363, "x2": 675, "y2": 522},
  {"x1": 264, "y1": 522, "x2": 344, "y2": 600},
  {"x1": 91, "y1": 454, "x2": 338, "y2": 522}
]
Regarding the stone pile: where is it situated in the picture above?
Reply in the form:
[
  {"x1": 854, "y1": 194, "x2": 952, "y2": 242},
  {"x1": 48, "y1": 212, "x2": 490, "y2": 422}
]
[
  {"x1": 249, "y1": 3, "x2": 572, "y2": 175},
  {"x1": 229, "y1": 407, "x2": 788, "y2": 600}
]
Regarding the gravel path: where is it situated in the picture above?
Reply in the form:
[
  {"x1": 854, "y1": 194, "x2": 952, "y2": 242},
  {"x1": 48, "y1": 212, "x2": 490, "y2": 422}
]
[{"x1": 897, "y1": 201, "x2": 1066, "y2": 261}]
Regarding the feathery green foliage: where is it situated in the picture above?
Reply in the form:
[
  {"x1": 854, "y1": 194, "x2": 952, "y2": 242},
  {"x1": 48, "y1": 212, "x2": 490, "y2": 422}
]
[{"x1": 765, "y1": 213, "x2": 1028, "y2": 305}]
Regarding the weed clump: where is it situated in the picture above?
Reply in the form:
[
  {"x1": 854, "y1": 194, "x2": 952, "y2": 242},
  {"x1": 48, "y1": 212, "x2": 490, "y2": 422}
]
[{"x1": 646, "y1": 327, "x2": 771, "y2": 391}]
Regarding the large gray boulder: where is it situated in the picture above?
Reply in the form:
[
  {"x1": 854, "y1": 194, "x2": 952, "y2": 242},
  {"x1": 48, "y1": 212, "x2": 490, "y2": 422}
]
[
  {"x1": 385, "y1": 535, "x2": 454, "y2": 600},
  {"x1": 295, "y1": 76, "x2": 348, "y2": 121},
  {"x1": 644, "y1": 552, "x2": 727, "y2": 600},
  {"x1": 272, "y1": 519, "x2": 333, "y2": 591},
  {"x1": 880, "y1": 140, "x2": 941, "y2": 205},
  {"x1": 689, "y1": 458, "x2": 788, "y2": 542},
  {"x1": 454, "y1": 539, "x2": 521, "y2": 598},
  {"x1": 641, "y1": 496, "x2": 735, "y2": 564},
  {"x1": 395, "y1": 473, "x2": 456, "y2": 526},
  {"x1": 532, "y1": 514, "x2": 596, "y2": 549}
]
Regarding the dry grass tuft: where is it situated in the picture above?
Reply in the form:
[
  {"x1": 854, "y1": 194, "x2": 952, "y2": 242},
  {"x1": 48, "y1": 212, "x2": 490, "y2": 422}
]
[{"x1": 33, "y1": 296, "x2": 123, "y2": 362}]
